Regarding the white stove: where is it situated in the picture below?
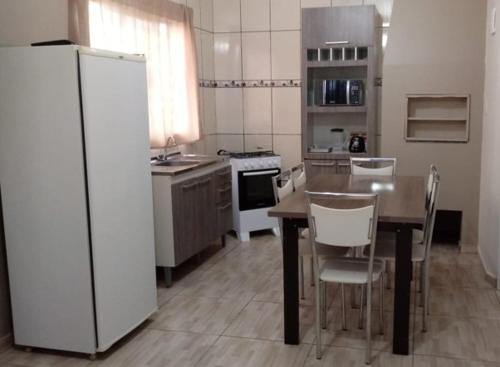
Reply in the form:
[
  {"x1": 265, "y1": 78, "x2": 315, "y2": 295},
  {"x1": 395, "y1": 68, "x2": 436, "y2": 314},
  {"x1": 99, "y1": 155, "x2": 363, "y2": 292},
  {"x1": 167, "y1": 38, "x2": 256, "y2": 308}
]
[{"x1": 226, "y1": 151, "x2": 281, "y2": 242}]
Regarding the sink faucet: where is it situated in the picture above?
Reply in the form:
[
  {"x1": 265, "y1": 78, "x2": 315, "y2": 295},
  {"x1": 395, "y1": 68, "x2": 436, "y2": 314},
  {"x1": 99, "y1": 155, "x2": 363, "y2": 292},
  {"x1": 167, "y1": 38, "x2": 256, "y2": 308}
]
[{"x1": 162, "y1": 136, "x2": 177, "y2": 159}]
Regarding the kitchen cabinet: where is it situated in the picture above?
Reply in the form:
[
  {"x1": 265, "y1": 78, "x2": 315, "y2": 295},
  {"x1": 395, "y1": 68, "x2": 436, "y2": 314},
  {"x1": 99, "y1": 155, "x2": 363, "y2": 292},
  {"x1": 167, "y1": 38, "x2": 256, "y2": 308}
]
[
  {"x1": 305, "y1": 158, "x2": 353, "y2": 178},
  {"x1": 153, "y1": 164, "x2": 232, "y2": 287}
]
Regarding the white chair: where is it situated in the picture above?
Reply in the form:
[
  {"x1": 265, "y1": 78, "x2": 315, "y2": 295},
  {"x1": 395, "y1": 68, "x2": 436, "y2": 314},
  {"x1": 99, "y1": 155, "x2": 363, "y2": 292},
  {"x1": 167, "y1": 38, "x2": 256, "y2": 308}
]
[
  {"x1": 370, "y1": 165, "x2": 440, "y2": 332},
  {"x1": 350, "y1": 157, "x2": 397, "y2": 176},
  {"x1": 306, "y1": 191, "x2": 385, "y2": 365},
  {"x1": 291, "y1": 163, "x2": 307, "y2": 189},
  {"x1": 272, "y1": 171, "x2": 347, "y2": 300}
]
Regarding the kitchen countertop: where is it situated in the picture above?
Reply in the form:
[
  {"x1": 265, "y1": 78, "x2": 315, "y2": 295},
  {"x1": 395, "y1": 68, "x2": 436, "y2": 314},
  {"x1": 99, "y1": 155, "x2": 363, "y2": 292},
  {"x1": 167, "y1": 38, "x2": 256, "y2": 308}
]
[{"x1": 151, "y1": 155, "x2": 229, "y2": 176}]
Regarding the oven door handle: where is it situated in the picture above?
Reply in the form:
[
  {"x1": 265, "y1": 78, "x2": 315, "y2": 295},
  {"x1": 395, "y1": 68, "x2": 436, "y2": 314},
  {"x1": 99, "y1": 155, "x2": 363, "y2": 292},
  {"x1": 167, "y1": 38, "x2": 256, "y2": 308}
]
[{"x1": 242, "y1": 169, "x2": 280, "y2": 177}]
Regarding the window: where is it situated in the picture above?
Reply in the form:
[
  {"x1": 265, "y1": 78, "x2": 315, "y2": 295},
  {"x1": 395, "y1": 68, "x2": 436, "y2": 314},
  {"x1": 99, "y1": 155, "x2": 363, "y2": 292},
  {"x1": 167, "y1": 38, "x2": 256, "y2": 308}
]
[{"x1": 70, "y1": 0, "x2": 201, "y2": 147}]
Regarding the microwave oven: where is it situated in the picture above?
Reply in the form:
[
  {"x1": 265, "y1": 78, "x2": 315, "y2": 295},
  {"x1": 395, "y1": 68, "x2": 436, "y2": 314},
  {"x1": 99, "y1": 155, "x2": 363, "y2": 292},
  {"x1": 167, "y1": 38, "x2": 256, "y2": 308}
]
[{"x1": 321, "y1": 79, "x2": 364, "y2": 106}]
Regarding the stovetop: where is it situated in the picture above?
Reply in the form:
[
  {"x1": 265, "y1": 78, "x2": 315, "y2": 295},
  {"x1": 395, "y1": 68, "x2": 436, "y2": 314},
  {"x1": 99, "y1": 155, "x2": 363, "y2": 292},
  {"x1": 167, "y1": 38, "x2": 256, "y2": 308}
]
[{"x1": 227, "y1": 151, "x2": 278, "y2": 159}]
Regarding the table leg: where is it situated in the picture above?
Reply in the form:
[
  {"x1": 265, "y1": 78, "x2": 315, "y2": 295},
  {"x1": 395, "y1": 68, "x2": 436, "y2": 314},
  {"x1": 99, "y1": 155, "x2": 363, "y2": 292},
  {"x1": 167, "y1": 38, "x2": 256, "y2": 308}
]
[
  {"x1": 393, "y1": 224, "x2": 412, "y2": 355},
  {"x1": 282, "y1": 218, "x2": 299, "y2": 345}
]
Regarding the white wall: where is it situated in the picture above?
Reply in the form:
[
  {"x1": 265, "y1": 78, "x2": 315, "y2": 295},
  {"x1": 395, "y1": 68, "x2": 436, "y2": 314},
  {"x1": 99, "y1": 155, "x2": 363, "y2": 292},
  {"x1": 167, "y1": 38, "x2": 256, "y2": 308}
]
[
  {"x1": 479, "y1": 0, "x2": 500, "y2": 285},
  {"x1": 0, "y1": 0, "x2": 68, "y2": 46},
  {"x1": 381, "y1": 0, "x2": 486, "y2": 248}
]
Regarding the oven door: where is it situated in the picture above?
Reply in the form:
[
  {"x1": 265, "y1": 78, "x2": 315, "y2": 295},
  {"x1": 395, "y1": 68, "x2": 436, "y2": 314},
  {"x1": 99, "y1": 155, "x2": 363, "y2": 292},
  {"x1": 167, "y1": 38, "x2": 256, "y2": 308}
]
[{"x1": 238, "y1": 168, "x2": 281, "y2": 211}]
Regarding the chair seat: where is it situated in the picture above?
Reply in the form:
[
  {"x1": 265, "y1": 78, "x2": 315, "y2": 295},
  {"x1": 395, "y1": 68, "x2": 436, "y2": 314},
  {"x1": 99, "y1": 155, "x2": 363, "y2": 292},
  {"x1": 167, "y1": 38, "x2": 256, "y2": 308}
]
[
  {"x1": 319, "y1": 258, "x2": 385, "y2": 284},
  {"x1": 370, "y1": 232, "x2": 426, "y2": 262}
]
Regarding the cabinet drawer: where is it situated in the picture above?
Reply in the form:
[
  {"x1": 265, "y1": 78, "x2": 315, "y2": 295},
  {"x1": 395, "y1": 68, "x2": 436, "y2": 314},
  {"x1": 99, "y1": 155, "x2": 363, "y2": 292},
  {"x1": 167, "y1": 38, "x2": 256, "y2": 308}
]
[
  {"x1": 336, "y1": 160, "x2": 351, "y2": 174},
  {"x1": 305, "y1": 159, "x2": 337, "y2": 178},
  {"x1": 216, "y1": 201, "x2": 233, "y2": 235},
  {"x1": 215, "y1": 167, "x2": 232, "y2": 187},
  {"x1": 216, "y1": 184, "x2": 232, "y2": 204}
]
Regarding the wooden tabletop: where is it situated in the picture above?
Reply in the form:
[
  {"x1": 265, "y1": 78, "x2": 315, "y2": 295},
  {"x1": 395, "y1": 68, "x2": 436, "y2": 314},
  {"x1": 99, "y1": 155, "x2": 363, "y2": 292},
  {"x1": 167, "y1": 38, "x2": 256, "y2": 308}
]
[{"x1": 268, "y1": 174, "x2": 426, "y2": 225}]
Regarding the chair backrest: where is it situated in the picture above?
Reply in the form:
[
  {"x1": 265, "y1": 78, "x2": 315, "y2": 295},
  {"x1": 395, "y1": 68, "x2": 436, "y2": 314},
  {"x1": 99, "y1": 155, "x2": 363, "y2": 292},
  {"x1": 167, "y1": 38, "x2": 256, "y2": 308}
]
[
  {"x1": 291, "y1": 163, "x2": 306, "y2": 189},
  {"x1": 305, "y1": 192, "x2": 379, "y2": 248},
  {"x1": 272, "y1": 170, "x2": 293, "y2": 204},
  {"x1": 423, "y1": 167, "x2": 440, "y2": 261},
  {"x1": 350, "y1": 157, "x2": 397, "y2": 176}
]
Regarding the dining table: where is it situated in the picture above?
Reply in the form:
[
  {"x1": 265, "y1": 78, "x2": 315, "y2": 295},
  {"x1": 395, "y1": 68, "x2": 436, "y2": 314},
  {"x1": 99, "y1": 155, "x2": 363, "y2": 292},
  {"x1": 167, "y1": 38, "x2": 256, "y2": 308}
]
[{"x1": 268, "y1": 173, "x2": 426, "y2": 355}]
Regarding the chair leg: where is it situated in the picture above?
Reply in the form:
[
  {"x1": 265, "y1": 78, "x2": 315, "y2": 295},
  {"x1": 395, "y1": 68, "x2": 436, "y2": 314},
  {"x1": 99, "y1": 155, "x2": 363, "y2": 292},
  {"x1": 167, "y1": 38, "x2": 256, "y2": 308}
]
[
  {"x1": 310, "y1": 256, "x2": 315, "y2": 287},
  {"x1": 365, "y1": 282, "x2": 372, "y2": 365},
  {"x1": 386, "y1": 262, "x2": 391, "y2": 290},
  {"x1": 299, "y1": 256, "x2": 305, "y2": 300},
  {"x1": 321, "y1": 281, "x2": 327, "y2": 329},
  {"x1": 315, "y1": 280, "x2": 322, "y2": 359},
  {"x1": 423, "y1": 263, "x2": 430, "y2": 332},
  {"x1": 358, "y1": 285, "x2": 365, "y2": 330},
  {"x1": 341, "y1": 284, "x2": 347, "y2": 331},
  {"x1": 379, "y1": 274, "x2": 384, "y2": 335}
]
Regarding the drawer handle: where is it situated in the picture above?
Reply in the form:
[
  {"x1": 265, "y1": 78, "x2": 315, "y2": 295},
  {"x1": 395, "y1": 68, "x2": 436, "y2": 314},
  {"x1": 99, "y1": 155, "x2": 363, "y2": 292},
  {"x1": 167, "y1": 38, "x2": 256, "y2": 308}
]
[
  {"x1": 325, "y1": 41, "x2": 349, "y2": 45},
  {"x1": 219, "y1": 203, "x2": 232, "y2": 211},
  {"x1": 218, "y1": 185, "x2": 232, "y2": 193},
  {"x1": 198, "y1": 178, "x2": 212, "y2": 185},
  {"x1": 182, "y1": 182, "x2": 198, "y2": 190},
  {"x1": 311, "y1": 162, "x2": 336, "y2": 167}
]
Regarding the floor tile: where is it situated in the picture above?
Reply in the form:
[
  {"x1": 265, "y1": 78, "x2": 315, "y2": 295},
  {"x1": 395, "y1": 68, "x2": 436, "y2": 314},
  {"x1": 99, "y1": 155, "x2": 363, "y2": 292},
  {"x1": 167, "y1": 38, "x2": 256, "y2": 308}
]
[
  {"x1": 0, "y1": 347, "x2": 92, "y2": 367},
  {"x1": 150, "y1": 295, "x2": 249, "y2": 335},
  {"x1": 414, "y1": 355, "x2": 500, "y2": 367},
  {"x1": 196, "y1": 336, "x2": 311, "y2": 367},
  {"x1": 428, "y1": 287, "x2": 500, "y2": 319},
  {"x1": 303, "y1": 345, "x2": 412, "y2": 367},
  {"x1": 93, "y1": 329, "x2": 217, "y2": 367},
  {"x1": 414, "y1": 316, "x2": 500, "y2": 362}
]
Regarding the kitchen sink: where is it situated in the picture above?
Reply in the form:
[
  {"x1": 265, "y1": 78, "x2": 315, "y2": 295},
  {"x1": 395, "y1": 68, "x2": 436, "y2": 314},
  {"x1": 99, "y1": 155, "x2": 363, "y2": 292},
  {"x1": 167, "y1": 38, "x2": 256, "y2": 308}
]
[{"x1": 153, "y1": 160, "x2": 201, "y2": 167}]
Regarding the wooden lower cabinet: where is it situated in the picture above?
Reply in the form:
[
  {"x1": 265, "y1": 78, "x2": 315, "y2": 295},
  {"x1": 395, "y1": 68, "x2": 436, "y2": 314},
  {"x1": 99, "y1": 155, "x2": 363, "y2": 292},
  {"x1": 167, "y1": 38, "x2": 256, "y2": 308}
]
[
  {"x1": 305, "y1": 159, "x2": 352, "y2": 178},
  {"x1": 170, "y1": 167, "x2": 233, "y2": 273}
]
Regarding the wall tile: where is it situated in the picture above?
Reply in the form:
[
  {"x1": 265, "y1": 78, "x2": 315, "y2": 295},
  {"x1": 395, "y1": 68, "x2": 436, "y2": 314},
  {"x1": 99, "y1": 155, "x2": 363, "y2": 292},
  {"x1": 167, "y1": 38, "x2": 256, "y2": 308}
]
[
  {"x1": 194, "y1": 28, "x2": 203, "y2": 77},
  {"x1": 170, "y1": 0, "x2": 187, "y2": 4},
  {"x1": 203, "y1": 88, "x2": 217, "y2": 135},
  {"x1": 244, "y1": 135, "x2": 273, "y2": 152},
  {"x1": 201, "y1": 31, "x2": 215, "y2": 80},
  {"x1": 200, "y1": 0, "x2": 214, "y2": 32},
  {"x1": 271, "y1": 0, "x2": 301, "y2": 31},
  {"x1": 271, "y1": 31, "x2": 301, "y2": 80},
  {"x1": 241, "y1": 0, "x2": 270, "y2": 32},
  {"x1": 272, "y1": 88, "x2": 301, "y2": 134},
  {"x1": 187, "y1": 0, "x2": 201, "y2": 28},
  {"x1": 243, "y1": 88, "x2": 272, "y2": 134},
  {"x1": 273, "y1": 135, "x2": 302, "y2": 170},
  {"x1": 301, "y1": 0, "x2": 331, "y2": 8},
  {"x1": 242, "y1": 32, "x2": 271, "y2": 80},
  {"x1": 205, "y1": 134, "x2": 218, "y2": 155},
  {"x1": 331, "y1": 0, "x2": 361, "y2": 6},
  {"x1": 214, "y1": 33, "x2": 242, "y2": 80},
  {"x1": 213, "y1": 0, "x2": 241, "y2": 32},
  {"x1": 216, "y1": 88, "x2": 244, "y2": 134},
  {"x1": 217, "y1": 134, "x2": 244, "y2": 152}
]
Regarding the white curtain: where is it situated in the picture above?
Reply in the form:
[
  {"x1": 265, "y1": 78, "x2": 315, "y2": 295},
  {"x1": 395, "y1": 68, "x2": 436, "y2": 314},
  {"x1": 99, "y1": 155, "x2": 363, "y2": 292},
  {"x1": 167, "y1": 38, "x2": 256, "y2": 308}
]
[{"x1": 69, "y1": 0, "x2": 201, "y2": 148}]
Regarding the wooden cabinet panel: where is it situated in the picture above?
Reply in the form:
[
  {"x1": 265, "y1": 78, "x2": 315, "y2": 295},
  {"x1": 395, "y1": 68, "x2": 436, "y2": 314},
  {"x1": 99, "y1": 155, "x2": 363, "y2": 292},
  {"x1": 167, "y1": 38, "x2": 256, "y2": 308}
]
[
  {"x1": 305, "y1": 159, "x2": 337, "y2": 178},
  {"x1": 336, "y1": 160, "x2": 351, "y2": 174},
  {"x1": 172, "y1": 177, "x2": 199, "y2": 265},
  {"x1": 302, "y1": 6, "x2": 376, "y2": 48},
  {"x1": 197, "y1": 174, "x2": 216, "y2": 249},
  {"x1": 216, "y1": 202, "x2": 233, "y2": 236}
]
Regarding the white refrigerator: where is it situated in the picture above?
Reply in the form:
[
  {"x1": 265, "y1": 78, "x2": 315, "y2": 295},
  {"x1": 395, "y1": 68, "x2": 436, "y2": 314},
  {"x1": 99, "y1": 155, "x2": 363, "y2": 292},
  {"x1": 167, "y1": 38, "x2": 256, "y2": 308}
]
[{"x1": 0, "y1": 46, "x2": 157, "y2": 355}]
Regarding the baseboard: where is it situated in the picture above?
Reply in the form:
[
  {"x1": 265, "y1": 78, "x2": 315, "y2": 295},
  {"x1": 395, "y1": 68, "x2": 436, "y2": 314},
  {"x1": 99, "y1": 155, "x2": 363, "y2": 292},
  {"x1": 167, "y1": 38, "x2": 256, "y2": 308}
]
[
  {"x1": 477, "y1": 244, "x2": 498, "y2": 289},
  {"x1": 0, "y1": 333, "x2": 12, "y2": 352}
]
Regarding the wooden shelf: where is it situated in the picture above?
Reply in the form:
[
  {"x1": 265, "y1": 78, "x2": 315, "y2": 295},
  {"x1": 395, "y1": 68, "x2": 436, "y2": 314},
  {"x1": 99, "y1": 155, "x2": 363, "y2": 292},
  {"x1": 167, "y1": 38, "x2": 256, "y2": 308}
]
[
  {"x1": 307, "y1": 106, "x2": 367, "y2": 114},
  {"x1": 306, "y1": 60, "x2": 368, "y2": 68},
  {"x1": 407, "y1": 117, "x2": 467, "y2": 122},
  {"x1": 405, "y1": 94, "x2": 470, "y2": 143}
]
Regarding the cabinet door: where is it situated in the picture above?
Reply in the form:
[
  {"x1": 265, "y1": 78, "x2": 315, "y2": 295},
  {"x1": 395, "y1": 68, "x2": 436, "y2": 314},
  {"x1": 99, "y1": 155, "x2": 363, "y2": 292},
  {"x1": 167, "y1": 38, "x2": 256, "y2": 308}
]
[
  {"x1": 172, "y1": 177, "x2": 199, "y2": 264},
  {"x1": 305, "y1": 159, "x2": 337, "y2": 179},
  {"x1": 216, "y1": 202, "x2": 233, "y2": 236},
  {"x1": 302, "y1": 6, "x2": 376, "y2": 48},
  {"x1": 336, "y1": 160, "x2": 351, "y2": 174},
  {"x1": 197, "y1": 174, "x2": 216, "y2": 250}
]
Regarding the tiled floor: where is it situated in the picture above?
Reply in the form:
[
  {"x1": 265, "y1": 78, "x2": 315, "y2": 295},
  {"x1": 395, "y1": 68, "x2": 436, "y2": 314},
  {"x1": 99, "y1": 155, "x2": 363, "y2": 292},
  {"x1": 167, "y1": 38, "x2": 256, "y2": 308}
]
[{"x1": 1, "y1": 233, "x2": 499, "y2": 366}]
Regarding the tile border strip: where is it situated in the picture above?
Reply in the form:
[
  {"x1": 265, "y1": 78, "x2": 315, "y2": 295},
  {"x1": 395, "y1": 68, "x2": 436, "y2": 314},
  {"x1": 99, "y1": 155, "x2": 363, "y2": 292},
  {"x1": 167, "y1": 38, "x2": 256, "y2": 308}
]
[{"x1": 199, "y1": 79, "x2": 301, "y2": 88}]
